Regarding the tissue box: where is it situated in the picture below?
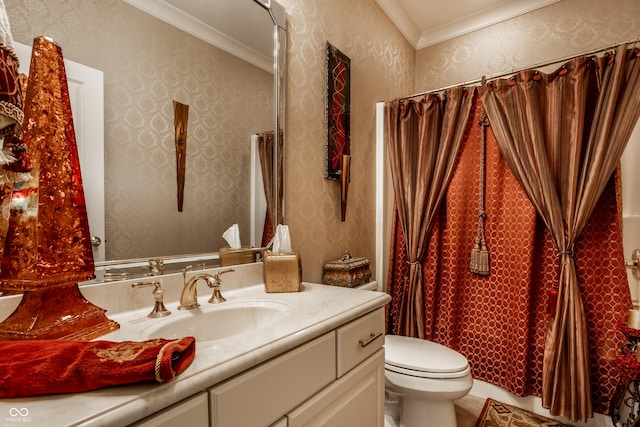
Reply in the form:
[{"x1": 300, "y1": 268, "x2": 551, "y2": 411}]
[
  {"x1": 263, "y1": 251, "x2": 302, "y2": 293},
  {"x1": 322, "y1": 252, "x2": 371, "y2": 288},
  {"x1": 219, "y1": 247, "x2": 258, "y2": 266}
]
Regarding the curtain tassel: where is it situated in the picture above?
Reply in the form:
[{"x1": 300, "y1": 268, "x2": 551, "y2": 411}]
[
  {"x1": 471, "y1": 110, "x2": 490, "y2": 275},
  {"x1": 471, "y1": 227, "x2": 490, "y2": 275},
  {"x1": 478, "y1": 237, "x2": 490, "y2": 274},
  {"x1": 470, "y1": 238, "x2": 481, "y2": 272}
]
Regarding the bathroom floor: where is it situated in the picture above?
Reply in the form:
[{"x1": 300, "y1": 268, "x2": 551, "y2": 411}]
[
  {"x1": 454, "y1": 395, "x2": 486, "y2": 427},
  {"x1": 384, "y1": 394, "x2": 486, "y2": 427}
]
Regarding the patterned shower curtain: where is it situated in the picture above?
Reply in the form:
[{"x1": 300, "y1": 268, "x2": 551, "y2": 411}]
[
  {"x1": 385, "y1": 86, "x2": 473, "y2": 338},
  {"x1": 386, "y1": 92, "x2": 632, "y2": 416},
  {"x1": 479, "y1": 43, "x2": 640, "y2": 421}
]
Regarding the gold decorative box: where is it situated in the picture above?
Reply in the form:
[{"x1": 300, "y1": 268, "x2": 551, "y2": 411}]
[
  {"x1": 322, "y1": 251, "x2": 371, "y2": 288},
  {"x1": 263, "y1": 251, "x2": 302, "y2": 293},
  {"x1": 219, "y1": 247, "x2": 259, "y2": 266}
]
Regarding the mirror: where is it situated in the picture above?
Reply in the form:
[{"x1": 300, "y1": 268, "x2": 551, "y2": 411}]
[
  {"x1": 4, "y1": 0, "x2": 286, "y2": 276},
  {"x1": 622, "y1": 122, "x2": 640, "y2": 300}
]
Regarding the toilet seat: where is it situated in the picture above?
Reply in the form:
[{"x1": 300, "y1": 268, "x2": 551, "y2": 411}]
[{"x1": 385, "y1": 335, "x2": 470, "y2": 379}]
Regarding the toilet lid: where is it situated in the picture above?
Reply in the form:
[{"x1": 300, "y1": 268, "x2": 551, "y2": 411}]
[{"x1": 385, "y1": 335, "x2": 469, "y2": 378}]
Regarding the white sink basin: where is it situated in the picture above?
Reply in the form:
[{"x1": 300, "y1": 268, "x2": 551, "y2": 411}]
[{"x1": 141, "y1": 300, "x2": 292, "y2": 342}]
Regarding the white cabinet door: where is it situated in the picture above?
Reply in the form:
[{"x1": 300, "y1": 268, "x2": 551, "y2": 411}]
[
  {"x1": 130, "y1": 392, "x2": 209, "y2": 427},
  {"x1": 209, "y1": 332, "x2": 336, "y2": 427},
  {"x1": 287, "y1": 349, "x2": 385, "y2": 427}
]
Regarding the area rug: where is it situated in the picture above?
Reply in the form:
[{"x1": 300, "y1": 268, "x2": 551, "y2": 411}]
[{"x1": 475, "y1": 398, "x2": 572, "y2": 427}]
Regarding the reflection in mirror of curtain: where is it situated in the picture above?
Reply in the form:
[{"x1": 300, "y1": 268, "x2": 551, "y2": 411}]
[{"x1": 4, "y1": 0, "x2": 281, "y2": 265}]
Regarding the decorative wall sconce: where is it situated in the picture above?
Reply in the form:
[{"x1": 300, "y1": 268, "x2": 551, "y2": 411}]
[
  {"x1": 325, "y1": 42, "x2": 351, "y2": 221},
  {"x1": 173, "y1": 100, "x2": 189, "y2": 212}
]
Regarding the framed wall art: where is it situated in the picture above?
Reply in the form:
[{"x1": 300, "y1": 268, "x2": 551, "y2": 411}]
[{"x1": 324, "y1": 41, "x2": 351, "y2": 181}]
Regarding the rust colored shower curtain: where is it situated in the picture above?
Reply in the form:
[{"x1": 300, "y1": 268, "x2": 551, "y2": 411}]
[
  {"x1": 479, "y1": 44, "x2": 640, "y2": 422},
  {"x1": 387, "y1": 92, "x2": 632, "y2": 417},
  {"x1": 386, "y1": 44, "x2": 640, "y2": 422},
  {"x1": 385, "y1": 86, "x2": 473, "y2": 338}
]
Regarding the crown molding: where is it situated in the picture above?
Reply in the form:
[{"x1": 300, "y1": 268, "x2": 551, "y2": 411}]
[
  {"x1": 375, "y1": 0, "x2": 422, "y2": 49},
  {"x1": 417, "y1": 0, "x2": 560, "y2": 49},
  {"x1": 122, "y1": 0, "x2": 272, "y2": 73},
  {"x1": 376, "y1": 0, "x2": 561, "y2": 50}
]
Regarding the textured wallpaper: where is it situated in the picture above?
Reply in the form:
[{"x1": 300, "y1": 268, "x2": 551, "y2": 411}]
[
  {"x1": 9, "y1": 0, "x2": 630, "y2": 284},
  {"x1": 277, "y1": 0, "x2": 415, "y2": 282},
  {"x1": 6, "y1": 0, "x2": 273, "y2": 260},
  {"x1": 414, "y1": 0, "x2": 640, "y2": 92},
  {"x1": 279, "y1": 0, "x2": 640, "y2": 283}
]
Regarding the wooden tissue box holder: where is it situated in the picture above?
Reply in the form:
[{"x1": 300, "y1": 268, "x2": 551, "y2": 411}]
[
  {"x1": 263, "y1": 251, "x2": 302, "y2": 293},
  {"x1": 219, "y1": 247, "x2": 260, "y2": 266}
]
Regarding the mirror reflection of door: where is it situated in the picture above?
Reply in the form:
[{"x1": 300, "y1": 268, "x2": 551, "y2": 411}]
[
  {"x1": 13, "y1": 41, "x2": 105, "y2": 261},
  {"x1": 622, "y1": 121, "x2": 640, "y2": 302}
]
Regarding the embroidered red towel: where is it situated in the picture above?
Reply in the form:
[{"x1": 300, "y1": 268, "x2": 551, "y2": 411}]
[{"x1": 0, "y1": 337, "x2": 195, "y2": 397}]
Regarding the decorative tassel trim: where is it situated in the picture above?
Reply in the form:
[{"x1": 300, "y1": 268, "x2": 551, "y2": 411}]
[
  {"x1": 470, "y1": 237, "x2": 491, "y2": 275},
  {"x1": 471, "y1": 110, "x2": 491, "y2": 276}
]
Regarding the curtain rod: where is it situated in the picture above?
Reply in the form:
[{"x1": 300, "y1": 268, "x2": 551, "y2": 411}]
[{"x1": 392, "y1": 37, "x2": 639, "y2": 102}]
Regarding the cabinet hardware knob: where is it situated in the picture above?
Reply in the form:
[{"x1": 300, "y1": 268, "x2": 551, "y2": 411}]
[{"x1": 359, "y1": 332, "x2": 382, "y2": 348}]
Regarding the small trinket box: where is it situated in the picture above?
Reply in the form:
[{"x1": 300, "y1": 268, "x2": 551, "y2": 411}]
[
  {"x1": 263, "y1": 251, "x2": 302, "y2": 293},
  {"x1": 322, "y1": 251, "x2": 371, "y2": 288}
]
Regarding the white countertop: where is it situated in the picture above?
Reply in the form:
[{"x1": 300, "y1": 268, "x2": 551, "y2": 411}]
[{"x1": 0, "y1": 280, "x2": 390, "y2": 427}]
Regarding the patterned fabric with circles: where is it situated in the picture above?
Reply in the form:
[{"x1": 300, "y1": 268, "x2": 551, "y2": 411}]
[{"x1": 387, "y1": 93, "x2": 631, "y2": 414}]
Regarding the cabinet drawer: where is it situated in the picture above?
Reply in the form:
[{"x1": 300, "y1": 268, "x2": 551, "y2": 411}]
[
  {"x1": 209, "y1": 332, "x2": 336, "y2": 427},
  {"x1": 336, "y1": 307, "x2": 385, "y2": 377},
  {"x1": 130, "y1": 392, "x2": 208, "y2": 427}
]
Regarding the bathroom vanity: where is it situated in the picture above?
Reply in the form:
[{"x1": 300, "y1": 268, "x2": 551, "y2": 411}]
[{"x1": 0, "y1": 264, "x2": 390, "y2": 427}]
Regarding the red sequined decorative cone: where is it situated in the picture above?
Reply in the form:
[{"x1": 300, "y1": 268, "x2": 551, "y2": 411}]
[{"x1": 0, "y1": 36, "x2": 118, "y2": 340}]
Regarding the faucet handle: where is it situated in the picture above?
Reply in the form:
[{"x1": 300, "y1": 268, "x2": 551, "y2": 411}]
[
  {"x1": 212, "y1": 268, "x2": 235, "y2": 286},
  {"x1": 181, "y1": 263, "x2": 206, "y2": 284},
  {"x1": 208, "y1": 268, "x2": 234, "y2": 303},
  {"x1": 182, "y1": 263, "x2": 206, "y2": 276},
  {"x1": 132, "y1": 281, "x2": 171, "y2": 318}
]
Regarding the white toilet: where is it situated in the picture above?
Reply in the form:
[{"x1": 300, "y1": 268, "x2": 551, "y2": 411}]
[{"x1": 384, "y1": 335, "x2": 473, "y2": 427}]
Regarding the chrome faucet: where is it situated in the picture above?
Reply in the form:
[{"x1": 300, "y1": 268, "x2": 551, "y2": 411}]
[
  {"x1": 131, "y1": 281, "x2": 171, "y2": 318},
  {"x1": 179, "y1": 268, "x2": 234, "y2": 310}
]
